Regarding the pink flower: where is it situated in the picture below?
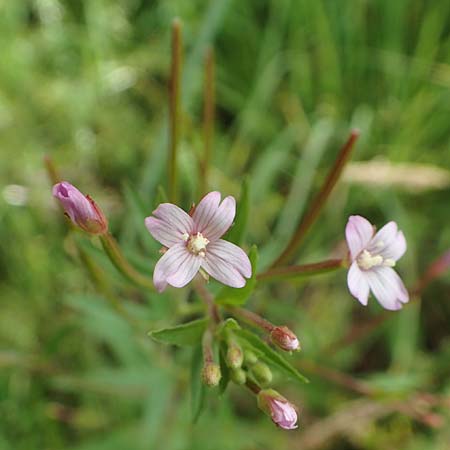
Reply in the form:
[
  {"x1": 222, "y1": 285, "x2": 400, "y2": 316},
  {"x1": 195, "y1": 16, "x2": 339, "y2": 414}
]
[
  {"x1": 52, "y1": 181, "x2": 108, "y2": 235},
  {"x1": 257, "y1": 389, "x2": 298, "y2": 430},
  {"x1": 145, "y1": 191, "x2": 252, "y2": 292},
  {"x1": 345, "y1": 215, "x2": 409, "y2": 310}
]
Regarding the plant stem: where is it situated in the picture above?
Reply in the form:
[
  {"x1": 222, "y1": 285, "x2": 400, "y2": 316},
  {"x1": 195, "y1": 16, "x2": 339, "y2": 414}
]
[
  {"x1": 271, "y1": 129, "x2": 360, "y2": 267},
  {"x1": 168, "y1": 18, "x2": 182, "y2": 203},
  {"x1": 44, "y1": 155, "x2": 62, "y2": 184},
  {"x1": 200, "y1": 48, "x2": 215, "y2": 195},
  {"x1": 193, "y1": 277, "x2": 221, "y2": 324},
  {"x1": 257, "y1": 258, "x2": 345, "y2": 282},
  {"x1": 226, "y1": 306, "x2": 274, "y2": 333},
  {"x1": 76, "y1": 240, "x2": 142, "y2": 328},
  {"x1": 99, "y1": 233, "x2": 154, "y2": 290},
  {"x1": 245, "y1": 379, "x2": 261, "y2": 394},
  {"x1": 202, "y1": 326, "x2": 215, "y2": 364}
]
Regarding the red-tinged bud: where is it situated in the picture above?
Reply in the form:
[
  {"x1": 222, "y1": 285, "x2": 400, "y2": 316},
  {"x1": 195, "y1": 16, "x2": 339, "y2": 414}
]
[
  {"x1": 52, "y1": 182, "x2": 108, "y2": 235},
  {"x1": 257, "y1": 389, "x2": 299, "y2": 430},
  {"x1": 270, "y1": 326, "x2": 300, "y2": 352},
  {"x1": 201, "y1": 362, "x2": 221, "y2": 387}
]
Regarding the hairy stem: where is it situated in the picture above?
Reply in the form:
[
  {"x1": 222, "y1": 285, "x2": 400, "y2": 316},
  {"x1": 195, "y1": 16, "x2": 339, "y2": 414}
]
[
  {"x1": 193, "y1": 277, "x2": 221, "y2": 324},
  {"x1": 226, "y1": 306, "x2": 274, "y2": 332},
  {"x1": 200, "y1": 48, "x2": 215, "y2": 195},
  {"x1": 245, "y1": 379, "x2": 262, "y2": 394},
  {"x1": 168, "y1": 18, "x2": 182, "y2": 203},
  {"x1": 258, "y1": 258, "x2": 345, "y2": 282},
  {"x1": 99, "y1": 233, "x2": 154, "y2": 290},
  {"x1": 271, "y1": 130, "x2": 360, "y2": 267}
]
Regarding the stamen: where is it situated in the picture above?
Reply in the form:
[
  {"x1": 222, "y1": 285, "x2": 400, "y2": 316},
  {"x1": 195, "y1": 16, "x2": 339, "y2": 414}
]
[
  {"x1": 383, "y1": 258, "x2": 395, "y2": 267},
  {"x1": 187, "y1": 232, "x2": 209, "y2": 256},
  {"x1": 357, "y1": 249, "x2": 396, "y2": 270}
]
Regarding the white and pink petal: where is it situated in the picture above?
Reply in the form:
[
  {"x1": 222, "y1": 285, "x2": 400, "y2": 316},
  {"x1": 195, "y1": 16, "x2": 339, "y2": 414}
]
[
  {"x1": 365, "y1": 266, "x2": 409, "y2": 311},
  {"x1": 347, "y1": 262, "x2": 370, "y2": 306},
  {"x1": 145, "y1": 203, "x2": 194, "y2": 247},
  {"x1": 153, "y1": 243, "x2": 195, "y2": 292},
  {"x1": 345, "y1": 215, "x2": 374, "y2": 260},
  {"x1": 200, "y1": 240, "x2": 251, "y2": 288},
  {"x1": 193, "y1": 192, "x2": 236, "y2": 241}
]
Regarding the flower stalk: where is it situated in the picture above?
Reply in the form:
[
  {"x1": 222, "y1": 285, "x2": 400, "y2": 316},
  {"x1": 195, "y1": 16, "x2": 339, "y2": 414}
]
[
  {"x1": 257, "y1": 258, "x2": 345, "y2": 282},
  {"x1": 99, "y1": 233, "x2": 154, "y2": 290},
  {"x1": 201, "y1": 326, "x2": 221, "y2": 387},
  {"x1": 200, "y1": 47, "x2": 215, "y2": 195},
  {"x1": 168, "y1": 18, "x2": 182, "y2": 203},
  {"x1": 227, "y1": 306, "x2": 274, "y2": 332},
  {"x1": 193, "y1": 277, "x2": 221, "y2": 324},
  {"x1": 271, "y1": 129, "x2": 360, "y2": 267}
]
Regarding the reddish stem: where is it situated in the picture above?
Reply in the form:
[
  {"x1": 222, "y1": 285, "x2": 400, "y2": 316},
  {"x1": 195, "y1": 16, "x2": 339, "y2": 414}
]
[
  {"x1": 271, "y1": 130, "x2": 360, "y2": 267},
  {"x1": 258, "y1": 258, "x2": 345, "y2": 282}
]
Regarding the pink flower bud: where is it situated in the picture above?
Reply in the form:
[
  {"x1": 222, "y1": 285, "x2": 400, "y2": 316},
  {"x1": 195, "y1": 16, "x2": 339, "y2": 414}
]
[
  {"x1": 257, "y1": 389, "x2": 298, "y2": 430},
  {"x1": 52, "y1": 182, "x2": 108, "y2": 235},
  {"x1": 270, "y1": 326, "x2": 300, "y2": 351}
]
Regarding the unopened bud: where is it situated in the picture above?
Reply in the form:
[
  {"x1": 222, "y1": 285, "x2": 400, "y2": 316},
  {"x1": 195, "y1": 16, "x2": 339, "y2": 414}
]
[
  {"x1": 201, "y1": 363, "x2": 222, "y2": 387},
  {"x1": 226, "y1": 343, "x2": 244, "y2": 369},
  {"x1": 52, "y1": 181, "x2": 108, "y2": 235},
  {"x1": 244, "y1": 350, "x2": 258, "y2": 366},
  {"x1": 257, "y1": 389, "x2": 298, "y2": 430},
  {"x1": 230, "y1": 368, "x2": 247, "y2": 385},
  {"x1": 251, "y1": 362, "x2": 272, "y2": 385},
  {"x1": 270, "y1": 326, "x2": 300, "y2": 352}
]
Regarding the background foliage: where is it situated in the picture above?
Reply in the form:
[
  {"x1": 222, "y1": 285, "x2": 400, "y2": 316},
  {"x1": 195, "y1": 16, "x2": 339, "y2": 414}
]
[{"x1": 1, "y1": 1, "x2": 449, "y2": 449}]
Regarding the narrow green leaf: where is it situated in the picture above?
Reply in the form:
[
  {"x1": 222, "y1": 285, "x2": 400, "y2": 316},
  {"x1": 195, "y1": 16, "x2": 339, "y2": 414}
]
[
  {"x1": 234, "y1": 329, "x2": 309, "y2": 384},
  {"x1": 191, "y1": 345, "x2": 206, "y2": 423},
  {"x1": 225, "y1": 178, "x2": 249, "y2": 244},
  {"x1": 215, "y1": 246, "x2": 258, "y2": 306},
  {"x1": 148, "y1": 318, "x2": 208, "y2": 346},
  {"x1": 218, "y1": 342, "x2": 230, "y2": 395}
]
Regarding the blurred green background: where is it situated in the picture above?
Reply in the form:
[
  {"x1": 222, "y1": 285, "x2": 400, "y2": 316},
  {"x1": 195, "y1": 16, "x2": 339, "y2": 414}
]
[{"x1": 1, "y1": 1, "x2": 449, "y2": 449}]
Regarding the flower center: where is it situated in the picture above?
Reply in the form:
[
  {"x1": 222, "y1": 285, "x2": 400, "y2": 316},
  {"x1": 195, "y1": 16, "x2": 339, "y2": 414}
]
[
  {"x1": 184, "y1": 232, "x2": 209, "y2": 257},
  {"x1": 357, "y1": 249, "x2": 395, "y2": 271}
]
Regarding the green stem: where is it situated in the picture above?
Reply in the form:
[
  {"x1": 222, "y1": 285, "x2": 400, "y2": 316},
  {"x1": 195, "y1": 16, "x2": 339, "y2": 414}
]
[
  {"x1": 99, "y1": 233, "x2": 154, "y2": 290},
  {"x1": 193, "y1": 277, "x2": 221, "y2": 324},
  {"x1": 202, "y1": 327, "x2": 215, "y2": 364},
  {"x1": 76, "y1": 240, "x2": 142, "y2": 328},
  {"x1": 44, "y1": 154, "x2": 61, "y2": 184},
  {"x1": 168, "y1": 18, "x2": 182, "y2": 203},
  {"x1": 257, "y1": 258, "x2": 346, "y2": 282},
  {"x1": 226, "y1": 306, "x2": 274, "y2": 333},
  {"x1": 271, "y1": 130, "x2": 360, "y2": 267},
  {"x1": 200, "y1": 47, "x2": 215, "y2": 195}
]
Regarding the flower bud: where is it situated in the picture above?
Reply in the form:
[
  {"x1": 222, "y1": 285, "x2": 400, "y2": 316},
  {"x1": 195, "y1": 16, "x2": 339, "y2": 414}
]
[
  {"x1": 201, "y1": 362, "x2": 221, "y2": 387},
  {"x1": 257, "y1": 389, "x2": 298, "y2": 430},
  {"x1": 52, "y1": 182, "x2": 108, "y2": 235},
  {"x1": 226, "y1": 343, "x2": 244, "y2": 369},
  {"x1": 244, "y1": 350, "x2": 258, "y2": 365},
  {"x1": 251, "y1": 362, "x2": 273, "y2": 386},
  {"x1": 270, "y1": 326, "x2": 300, "y2": 352},
  {"x1": 230, "y1": 368, "x2": 246, "y2": 385}
]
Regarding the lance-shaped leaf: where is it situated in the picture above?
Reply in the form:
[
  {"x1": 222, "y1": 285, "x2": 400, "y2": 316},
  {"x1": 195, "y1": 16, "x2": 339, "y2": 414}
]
[
  {"x1": 215, "y1": 246, "x2": 258, "y2": 306},
  {"x1": 234, "y1": 328, "x2": 309, "y2": 384},
  {"x1": 218, "y1": 342, "x2": 230, "y2": 395},
  {"x1": 148, "y1": 318, "x2": 209, "y2": 346},
  {"x1": 191, "y1": 344, "x2": 206, "y2": 423}
]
